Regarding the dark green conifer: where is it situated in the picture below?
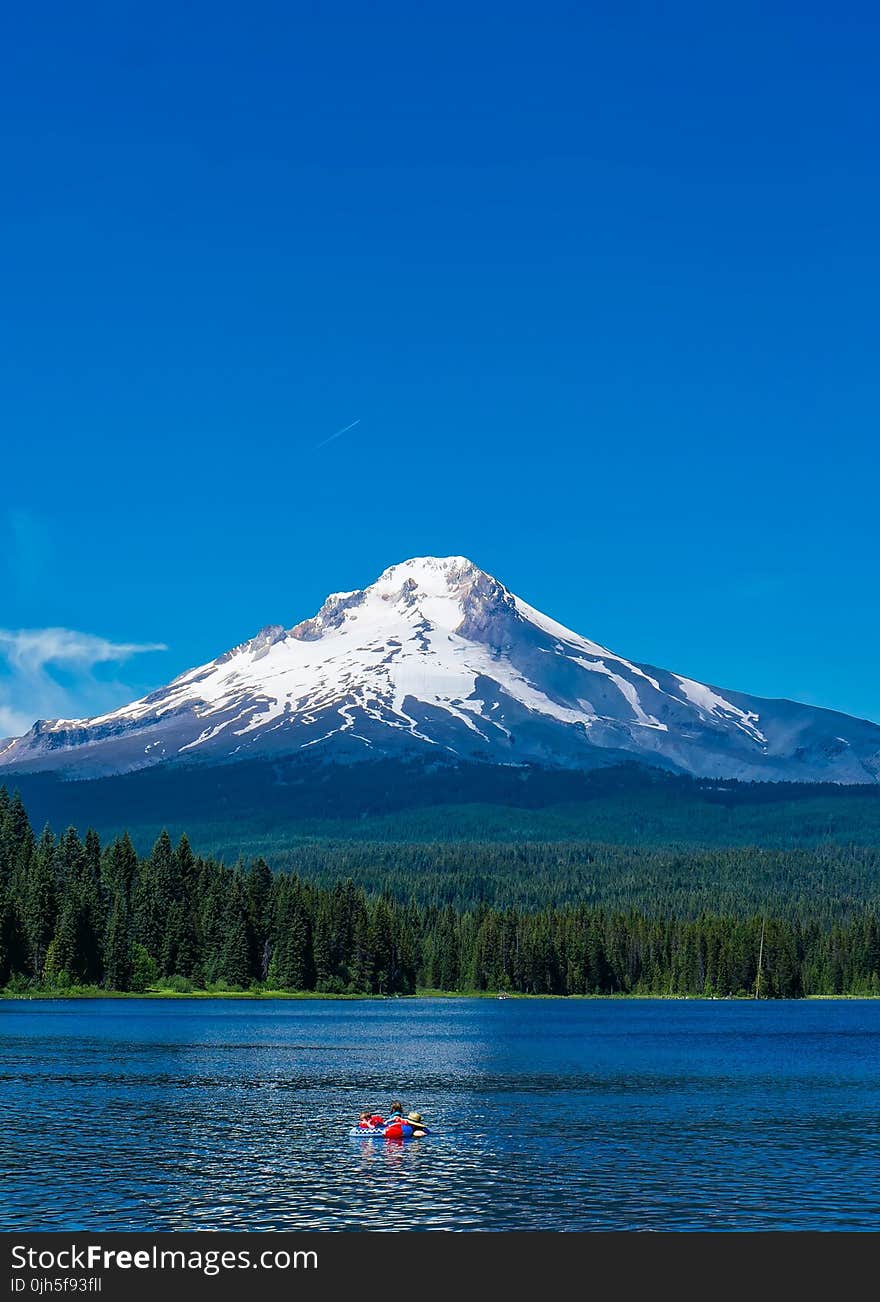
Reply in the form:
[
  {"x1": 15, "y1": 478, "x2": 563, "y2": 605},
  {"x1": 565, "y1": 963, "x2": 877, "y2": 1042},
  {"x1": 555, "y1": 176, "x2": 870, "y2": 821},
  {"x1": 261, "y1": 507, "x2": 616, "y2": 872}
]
[{"x1": 104, "y1": 894, "x2": 134, "y2": 990}]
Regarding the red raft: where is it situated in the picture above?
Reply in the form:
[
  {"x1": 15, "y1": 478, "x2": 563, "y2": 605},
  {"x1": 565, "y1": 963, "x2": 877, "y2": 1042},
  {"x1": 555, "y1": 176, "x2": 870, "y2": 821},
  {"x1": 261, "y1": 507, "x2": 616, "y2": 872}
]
[{"x1": 351, "y1": 1116, "x2": 431, "y2": 1140}]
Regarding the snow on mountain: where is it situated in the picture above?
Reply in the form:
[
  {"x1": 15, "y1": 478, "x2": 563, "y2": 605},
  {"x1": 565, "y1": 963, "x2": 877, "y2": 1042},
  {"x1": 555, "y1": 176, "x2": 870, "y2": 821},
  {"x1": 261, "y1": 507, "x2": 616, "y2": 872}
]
[{"x1": 1, "y1": 556, "x2": 878, "y2": 782}]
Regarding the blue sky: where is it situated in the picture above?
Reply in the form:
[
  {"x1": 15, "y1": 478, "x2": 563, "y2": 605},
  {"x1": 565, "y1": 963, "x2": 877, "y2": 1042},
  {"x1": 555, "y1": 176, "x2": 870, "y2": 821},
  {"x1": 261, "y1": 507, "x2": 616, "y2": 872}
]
[{"x1": 2, "y1": 1, "x2": 879, "y2": 734}]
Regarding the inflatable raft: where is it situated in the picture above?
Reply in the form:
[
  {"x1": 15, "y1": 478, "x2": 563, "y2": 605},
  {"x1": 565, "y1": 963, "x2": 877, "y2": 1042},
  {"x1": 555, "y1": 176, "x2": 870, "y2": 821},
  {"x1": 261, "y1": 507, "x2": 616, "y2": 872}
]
[{"x1": 349, "y1": 1125, "x2": 431, "y2": 1140}]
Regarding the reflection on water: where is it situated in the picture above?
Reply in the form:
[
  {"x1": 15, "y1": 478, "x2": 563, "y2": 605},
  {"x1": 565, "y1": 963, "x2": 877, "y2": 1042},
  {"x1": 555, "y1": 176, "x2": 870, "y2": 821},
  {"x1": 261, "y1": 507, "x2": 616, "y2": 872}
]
[{"x1": 2, "y1": 998, "x2": 879, "y2": 1230}]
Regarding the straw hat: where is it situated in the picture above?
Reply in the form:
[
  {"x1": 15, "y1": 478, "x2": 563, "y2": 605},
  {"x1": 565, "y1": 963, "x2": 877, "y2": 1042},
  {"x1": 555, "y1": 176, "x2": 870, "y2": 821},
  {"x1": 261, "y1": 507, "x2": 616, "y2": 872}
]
[{"x1": 407, "y1": 1111, "x2": 423, "y2": 1123}]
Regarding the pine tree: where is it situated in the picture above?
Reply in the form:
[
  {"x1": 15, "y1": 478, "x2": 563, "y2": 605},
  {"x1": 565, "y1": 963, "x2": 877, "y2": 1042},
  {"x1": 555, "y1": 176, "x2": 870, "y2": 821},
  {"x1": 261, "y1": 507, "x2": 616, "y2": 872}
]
[
  {"x1": 247, "y1": 856, "x2": 273, "y2": 981},
  {"x1": 312, "y1": 898, "x2": 336, "y2": 991},
  {"x1": 349, "y1": 893, "x2": 373, "y2": 993},
  {"x1": 219, "y1": 877, "x2": 252, "y2": 987},
  {"x1": 131, "y1": 943, "x2": 158, "y2": 992},
  {"x1": 0, "y1": 881, "x2": 12, "y2": 985},
  {"x1": 104, "y1": 895, "x2": 134, "y2": 990},
  {"x1": 2, "y1": 792, "x2": 34, "y2": 885},
  {"x1": 45, "y1": 895, "x2": 80, "y2": 983},
  {"x1": 134, "y1": 830, "x2": 175, "y2": 966},
  {"x1": 103, "y1": 833, "x2": 138, "y2": 903},
  {"x1": 269, "y1": 876, "x2": 314, "y2": 989},
  {"x1": 24, "y1": 828, "x2": 58, "y2": 981}
]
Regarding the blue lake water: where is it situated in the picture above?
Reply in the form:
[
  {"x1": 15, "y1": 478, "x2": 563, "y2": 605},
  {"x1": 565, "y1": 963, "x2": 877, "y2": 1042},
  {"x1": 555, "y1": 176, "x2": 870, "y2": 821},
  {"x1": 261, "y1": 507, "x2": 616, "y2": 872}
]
[{"x1": 2, "y1": 998, "x2": 879, "y2": 1231}]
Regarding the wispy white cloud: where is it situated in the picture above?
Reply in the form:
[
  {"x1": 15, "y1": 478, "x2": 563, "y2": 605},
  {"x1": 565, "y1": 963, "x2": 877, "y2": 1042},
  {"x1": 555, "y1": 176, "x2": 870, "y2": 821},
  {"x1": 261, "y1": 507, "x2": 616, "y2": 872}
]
[
  {"x1": 0, "y1": 628, "x2": 167, "y2": 671},
  {"x1": 0, "y1": 628, "x2": 167, "y2": 737}
]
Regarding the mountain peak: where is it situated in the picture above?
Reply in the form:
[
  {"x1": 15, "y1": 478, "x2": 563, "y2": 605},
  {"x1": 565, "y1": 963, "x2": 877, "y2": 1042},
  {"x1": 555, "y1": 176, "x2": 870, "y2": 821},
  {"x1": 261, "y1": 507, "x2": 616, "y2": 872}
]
[
  {"x1": 290, "y1": 555, "x2": 505, "y2": 643},
  {"x1": 375, "y1": 555, "x2": 485, "y2": 589},
  {"x1": 2, "y1": 556, "x2": 879, "y2": 783}
]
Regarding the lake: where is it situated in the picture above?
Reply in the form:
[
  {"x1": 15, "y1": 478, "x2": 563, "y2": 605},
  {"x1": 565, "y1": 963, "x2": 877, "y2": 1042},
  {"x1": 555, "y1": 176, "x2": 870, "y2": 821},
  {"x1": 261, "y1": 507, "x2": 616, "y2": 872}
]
[{"x1": 2, "y1": 998, "x2": 879, "y2": 1231}]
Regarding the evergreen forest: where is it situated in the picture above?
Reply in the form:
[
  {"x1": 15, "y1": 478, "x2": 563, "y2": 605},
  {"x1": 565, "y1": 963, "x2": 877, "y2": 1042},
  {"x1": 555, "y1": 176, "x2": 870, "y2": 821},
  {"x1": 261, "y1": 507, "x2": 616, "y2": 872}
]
[{"x1": 2, "y1": 788, "x2": 879, "y2": 999}]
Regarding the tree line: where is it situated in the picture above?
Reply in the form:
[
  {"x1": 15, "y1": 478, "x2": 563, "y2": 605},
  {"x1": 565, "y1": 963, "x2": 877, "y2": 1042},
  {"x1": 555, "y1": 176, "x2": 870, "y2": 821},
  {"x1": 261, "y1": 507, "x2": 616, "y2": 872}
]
[
  {"x1": 261, "y1": 838, "x2": 880, "y2": 922},
  {"x1": 1, "y1": 788, "x2": 879, "y2": 997}
]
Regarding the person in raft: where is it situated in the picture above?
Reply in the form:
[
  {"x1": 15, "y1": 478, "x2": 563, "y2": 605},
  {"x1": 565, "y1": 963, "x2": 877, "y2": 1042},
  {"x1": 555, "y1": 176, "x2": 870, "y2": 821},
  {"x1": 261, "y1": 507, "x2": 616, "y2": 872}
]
[
  {"x1": 380, "y1": 1103, "x2": 428, "y2": 1139},
  {"x1": 357, "y1": 1110, "x2": 385, "y2": 1131},
  {"x1": 382, "y1": 1101, "x2": 405, "y2": 1133}
]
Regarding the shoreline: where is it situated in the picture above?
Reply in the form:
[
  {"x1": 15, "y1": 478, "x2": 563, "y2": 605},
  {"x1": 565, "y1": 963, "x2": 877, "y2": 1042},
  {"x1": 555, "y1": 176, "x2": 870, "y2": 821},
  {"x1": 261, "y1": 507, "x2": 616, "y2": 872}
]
[{"x1": 1, "y1": 988, "x2": 877, "y2": 1003}]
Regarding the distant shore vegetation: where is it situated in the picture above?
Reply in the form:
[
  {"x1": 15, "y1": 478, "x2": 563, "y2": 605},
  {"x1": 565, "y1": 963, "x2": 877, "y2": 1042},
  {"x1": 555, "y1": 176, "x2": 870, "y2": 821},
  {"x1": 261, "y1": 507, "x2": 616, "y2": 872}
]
[{"x1": 2, "y1": 787, "x2": 879, "y2": 999}]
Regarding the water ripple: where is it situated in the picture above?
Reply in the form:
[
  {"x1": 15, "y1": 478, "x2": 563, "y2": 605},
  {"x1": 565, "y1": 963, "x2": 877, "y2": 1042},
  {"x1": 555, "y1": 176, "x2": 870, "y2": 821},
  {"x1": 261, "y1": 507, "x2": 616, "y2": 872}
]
[{"x1": 2, "y1": 998, "x2": 879, "y2": 1231}]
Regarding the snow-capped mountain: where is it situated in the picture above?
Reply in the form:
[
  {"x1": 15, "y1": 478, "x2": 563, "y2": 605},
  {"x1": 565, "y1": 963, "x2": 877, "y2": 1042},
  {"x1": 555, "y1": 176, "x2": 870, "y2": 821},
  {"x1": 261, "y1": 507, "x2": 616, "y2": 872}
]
[{"x1": 2, "y1": 556, "x2": 879, "y2": 782}]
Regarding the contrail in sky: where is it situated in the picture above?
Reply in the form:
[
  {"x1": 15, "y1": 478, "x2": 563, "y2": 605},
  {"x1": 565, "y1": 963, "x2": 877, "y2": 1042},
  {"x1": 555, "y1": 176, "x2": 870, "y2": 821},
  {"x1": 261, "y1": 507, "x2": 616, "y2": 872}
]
[{"x1": 315, "y1": 418, "x2": 361, "y2": 450}]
